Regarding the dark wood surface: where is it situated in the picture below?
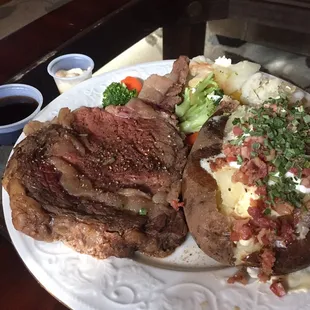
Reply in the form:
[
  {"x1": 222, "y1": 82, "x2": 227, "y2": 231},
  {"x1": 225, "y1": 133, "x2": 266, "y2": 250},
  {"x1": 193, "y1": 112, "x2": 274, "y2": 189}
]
[{"x1": 0, "y1": 235, "x2": 68, "y2": 309}]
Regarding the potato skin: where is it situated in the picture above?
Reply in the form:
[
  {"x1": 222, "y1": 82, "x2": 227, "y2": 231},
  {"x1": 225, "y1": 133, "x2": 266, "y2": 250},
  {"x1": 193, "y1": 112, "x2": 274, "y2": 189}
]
[
  {"x1": 244, "y1": 233, "x2": 310, "y2": 275},
  {"x1": 182, "y1": 110, "x2": 235, "y2": 266}
]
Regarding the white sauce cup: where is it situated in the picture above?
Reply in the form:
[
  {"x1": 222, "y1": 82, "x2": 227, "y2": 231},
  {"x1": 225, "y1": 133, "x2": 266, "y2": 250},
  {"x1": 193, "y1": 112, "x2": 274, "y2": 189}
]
[{"x1": 47, "y1": 54, "x2": 95, "y2": 94}]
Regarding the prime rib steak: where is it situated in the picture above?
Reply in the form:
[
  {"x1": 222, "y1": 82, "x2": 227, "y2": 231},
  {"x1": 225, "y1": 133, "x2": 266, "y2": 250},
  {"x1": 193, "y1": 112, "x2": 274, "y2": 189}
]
[{"x1": 3, "y1": 56, "x2": 189, "y2": 259}]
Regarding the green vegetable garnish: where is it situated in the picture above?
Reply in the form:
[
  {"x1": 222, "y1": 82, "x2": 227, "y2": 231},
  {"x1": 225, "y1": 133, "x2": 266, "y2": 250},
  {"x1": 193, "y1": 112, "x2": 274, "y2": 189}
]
[
  {"x1": 139, "y1": 208, "x2": 147, "y2": 216},
  {"x1": 264, "y1": 208, "x2": 271, "y2": 215},
  {"x1": 175, "y1": 73, "x2": 224, "y2": 133},
  {"x1": 268, "y1": 176, "x2": 304, "y2": 208},
  {"x1": 252, "y1": 142, "x2": 261, "y2": 150},
  {"x1": 102, "y1": 82, "x2": 137, "y2": 108}
]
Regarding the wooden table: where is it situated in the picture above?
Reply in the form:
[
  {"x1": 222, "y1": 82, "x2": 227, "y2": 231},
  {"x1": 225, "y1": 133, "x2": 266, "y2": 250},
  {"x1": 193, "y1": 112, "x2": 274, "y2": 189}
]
[{"x1": 1, "y1": 0, "x2": 310, "y2": 308}]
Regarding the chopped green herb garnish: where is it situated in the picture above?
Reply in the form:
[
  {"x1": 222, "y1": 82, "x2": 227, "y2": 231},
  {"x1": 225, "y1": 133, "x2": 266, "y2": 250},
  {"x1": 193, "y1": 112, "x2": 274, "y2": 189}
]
[
  {"x1": 139, "y1": 208, "x2": 147, "y2": 216},
  {"x1": 303, "y1": 114, "x2": 310, "y2": 123},
  {"x1": 264, "y1": 208, "x2": 271, "y2": 215},
  {"x1": 252, "y1": 142, "x2": 261, "y2": 150},
  {"x1": 232, "y1": 118, "x2": 241, "y2": 125}
]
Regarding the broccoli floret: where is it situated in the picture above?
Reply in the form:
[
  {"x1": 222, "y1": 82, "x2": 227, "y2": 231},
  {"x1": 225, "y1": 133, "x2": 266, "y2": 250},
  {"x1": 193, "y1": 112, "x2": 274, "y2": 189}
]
[
  {"x1": 102, "y1": 82, "x2": 137, "y2": 108},
  {"x1": 175, "y1": 73, "x2": 223, "y2": 134}
]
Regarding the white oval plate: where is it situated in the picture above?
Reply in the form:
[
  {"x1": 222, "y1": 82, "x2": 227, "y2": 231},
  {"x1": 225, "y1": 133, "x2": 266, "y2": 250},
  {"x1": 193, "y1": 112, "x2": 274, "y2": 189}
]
[{"x1": 3, "y1": 60, "x2": 310, "y2": 310}]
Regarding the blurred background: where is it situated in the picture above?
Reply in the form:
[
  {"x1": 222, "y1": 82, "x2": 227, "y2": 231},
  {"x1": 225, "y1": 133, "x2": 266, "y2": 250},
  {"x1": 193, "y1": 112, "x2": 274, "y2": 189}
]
[{"x1": 1, "y1": 0, "x2": 310, "y2": 92}]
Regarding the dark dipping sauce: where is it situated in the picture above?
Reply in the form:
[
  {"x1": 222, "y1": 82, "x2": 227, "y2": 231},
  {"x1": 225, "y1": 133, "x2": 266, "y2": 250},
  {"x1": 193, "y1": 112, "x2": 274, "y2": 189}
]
[{"x1": 0, "y1": 96, "x2": 38, "y2": 126}]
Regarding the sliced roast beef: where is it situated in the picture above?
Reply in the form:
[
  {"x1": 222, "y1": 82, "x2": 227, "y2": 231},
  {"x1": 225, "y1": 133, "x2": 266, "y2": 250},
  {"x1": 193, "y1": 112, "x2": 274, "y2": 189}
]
[
  {"x1": 3, "y1": 56, "x2": 189, "y2": 259},
  {"x1": 138, "y1": 55, "x2": 189, "y2": 112}
]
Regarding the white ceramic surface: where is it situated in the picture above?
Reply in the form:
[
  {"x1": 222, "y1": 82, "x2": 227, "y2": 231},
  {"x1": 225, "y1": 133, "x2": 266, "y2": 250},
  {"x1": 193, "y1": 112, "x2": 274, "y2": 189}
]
[{"x1": 3, "y1": 60, "x2": 310, "y2": 310}]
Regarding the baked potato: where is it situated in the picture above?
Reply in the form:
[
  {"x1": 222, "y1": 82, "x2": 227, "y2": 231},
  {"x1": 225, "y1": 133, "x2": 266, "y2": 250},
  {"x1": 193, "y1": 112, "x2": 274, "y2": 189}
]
[{"x1": 182, "y1": 95, "x2": 310, "y2": 278}]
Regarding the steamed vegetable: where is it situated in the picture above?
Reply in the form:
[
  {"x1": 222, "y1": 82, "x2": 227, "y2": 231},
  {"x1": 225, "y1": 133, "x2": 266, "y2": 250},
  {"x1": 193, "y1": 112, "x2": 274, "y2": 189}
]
[
  {"x1": 213, "y1": 60, "x2": 261, "y2": 95},
  {"x1": 121, "y1": 76, "x2": 143, "y2": 93},
  {"x1": 102, "y1": 82, "x2": 137, "y2": 108},
  {"x1": 188, "y1": 56, "x2": 261, "y2": 97},
  {"x1": 175, "y1": 73, "x2": 223, "y2": 133}
]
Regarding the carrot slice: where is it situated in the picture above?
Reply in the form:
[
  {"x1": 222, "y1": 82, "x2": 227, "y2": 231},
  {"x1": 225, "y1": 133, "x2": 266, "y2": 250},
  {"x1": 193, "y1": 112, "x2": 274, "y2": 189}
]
[
  {"x1": 186, "y1": 132, "x2": 199, "y2": 145},
  {"x1": 121, "y1": 76, "x2": 143, "y2": 93}
]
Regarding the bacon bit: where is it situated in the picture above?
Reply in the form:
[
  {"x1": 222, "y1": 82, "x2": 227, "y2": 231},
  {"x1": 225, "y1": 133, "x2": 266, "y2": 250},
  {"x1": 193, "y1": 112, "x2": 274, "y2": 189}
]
[
  {"x1": 257, "y1": 228, "x2": 276, "y2": 246},
  {"x1": 210, "y1": 157, "x2": 228, "y2": 172},
  {"x1": 226, "y1": 156, "x2": 237, "y2": 162},
  {"x1": 233, "y1": 126, "x2": 244, "y2": 136},
  {"x1": 227, "y1": 269, "x2": 249, "y2": 285},
  {"x1": 239, "y1": 225, "x2": 253, "y2": 240},
  {"x1": 241, "y1": 146, "x2": 251, "y2": 160},
  {"x1": 230, "y1": 231, "x2": 240, "y2": 242},
  {"x1": 270, "y1": 281, "x2": 287, "y2": 297},
  {"x1": 233, "y1": 157, "x2": 268, "y2": 186},
  {"x1": 301, "y1": 177, "x2": 310, "y2": 188},
  {"x1": 223, "y1": 143, "x2": 241, "y2": 158},
  {"x1": 279, "y1": 217, "x2": 295, "y2": 243},
  {"x1": 255, "y1": 186, "x2": 267, "y2": 197},
  {"x1": 231, "y1": 218, "x2": 253, "y2": 241},
  {"x1": 301, "y1": 168, "x2": 310, "y2": 188},
  {"x1": 249, "y1": 198, "x2": 265, "y2": 209},
  {"x1": 232, "y1": 169, "x2": 248, "y2": 184},
  {"x1": 234, "y1": 218, "x2": 250, "y2": 229},
  {"x1": 258, "y1": 272, "x2": 270, "y2": 283},
  {"x1": 248, "y1": 205, "x2": 278, "y2": 230},
  {"x1": 244, "y1": 136, "x2": 265, "y2": 146},
  {"x1": 171, "y1": 200, "x2": 184, "y2": 211},
  {"x1": 302, "y1": 168, "x2": 310, "y2": 176},
  {"x1": 240, "y1": 136, "x2": 266, "y2": 160},
  {"x1": 289, "y1": 167, "x2": 299, "y2": 175},
  {"x1": 273, "y1": 201, "x2": 294, "y2": 216},
  {"x1": 264, "y1": 103, "x2": 278, "y2": 113},
  {"x1": 260, "y1": 248, "x2": 276, "y2": 280},
  {"x1": 252, "y1": 216, "x2": 278, "y2": 230},
  {"x1": 231, "y1": 226, "x2": 253, "y2": 241}
]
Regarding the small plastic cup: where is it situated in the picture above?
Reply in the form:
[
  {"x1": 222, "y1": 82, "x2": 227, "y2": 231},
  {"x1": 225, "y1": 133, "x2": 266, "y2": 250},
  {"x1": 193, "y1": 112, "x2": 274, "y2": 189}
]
[
  {"x1": 47, "y1": 54, "x2": 94, "y2": 94},
  {"x1": 0, "y1": 84, "x2": 43, "y2": 145}
]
